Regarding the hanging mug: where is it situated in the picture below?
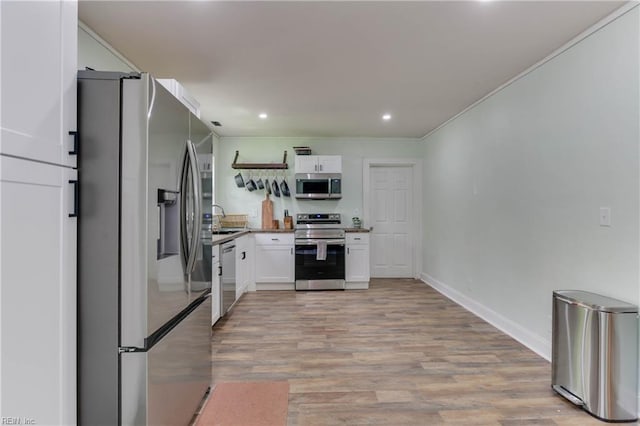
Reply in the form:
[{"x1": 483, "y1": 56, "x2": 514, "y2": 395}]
[{"x1": 234, "y1": 172, "x2": 245, "y2": 188}]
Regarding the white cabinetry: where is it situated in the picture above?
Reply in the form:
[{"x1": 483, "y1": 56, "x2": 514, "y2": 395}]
[
  {"x1": 346, "y1": 233, "x2": 370, "y2": 289},
  {"x1": 235, "y1": 234, "x2": 255, "y2": 298},
  {"x1": 1, "y1": 0, "x2": 77, "y2": 167},
  {"x1": 156, "y1": 79, "x2": 201, "y2": 118},
  {"x1": 254, "y1": 233, "x2": 295, "y2": 290},
  {"x1": 211, "y1": 245, "x2": 221, "y2": 325},
  {"x1": 295, "y1": 155, "x2": 342, "y2": 174},
  {"x1": 1, "y1": 156, "x2": 77, "y2": 424},
  {"x1": 1, "y1": 1, "x2": 78, "y2": 423}
]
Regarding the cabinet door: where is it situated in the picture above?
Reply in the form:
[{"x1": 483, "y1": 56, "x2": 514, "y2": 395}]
[
  {"x1": 295, "y1": 155, "x2": 319, "y2": 173},
  {"x1": 1, "y1": 156, "x2": 77, "y2": 424},
  {"x1": 0, "y1": 0, "x2": 77, "y2": 167},
  {"x1": 244, "y1": 235, "x2": 255, "y2": 291},
  {"x1": 346, "y1": 244, "x2": 370, "y2": 282},
  {"x1": 212, "y1": 247, "x2": 221, "y2": 325},
  {"x1": 235, "y1": 235, "x2": 248, "y2": 298},
  {"x1": 254, "y1": 245, "x2": 294, "y2": 282},
  {"x1": 317, "y1": 155, "x2": 342, "y2": 173}
]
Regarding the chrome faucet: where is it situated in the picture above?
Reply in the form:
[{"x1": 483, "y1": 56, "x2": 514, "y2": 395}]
[{"x1": 212, "y1": 204, "x2": 226, "y2": 217}]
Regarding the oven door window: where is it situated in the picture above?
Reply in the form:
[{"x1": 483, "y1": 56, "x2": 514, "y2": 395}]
[{"x1": 295, "y1": 243, "x2": 345, "y2": 280}]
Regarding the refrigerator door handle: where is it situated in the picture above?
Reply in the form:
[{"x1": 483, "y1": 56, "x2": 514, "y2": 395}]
[
  {"x1": 148, "y1": 76, "x2": 157, "y2": 119},
  {"x1": 580, "y1": 308, "x2": 592, "y2": 406},
  {"x1": 185, "y1": 139, "x2": 202, "y2": 276},
  {"x1": 179, "y1": 145, "x2": 190, "y2": 272},
  {"x1": 179, "y1": 141, "x2": 200, "y2": 275}
]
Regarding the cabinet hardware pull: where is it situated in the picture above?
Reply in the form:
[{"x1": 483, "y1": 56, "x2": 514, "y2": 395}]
[
  {"x1": 271, "y1": 238, "x2": 279, "y2": 241},
  {"x1": 241, "y1": 251, "x2": 246, "y2": 260},
  {"x1": 347, "y1": 248, "x2": 350, "y2": 254},
  {"x1": 69, "y1": 180, "x2": 79, "y2": 217},
  {"x1": 69, "y1": 131, "x2": 78, "y2": 155},
  {"x1": 290, "y1": 247, "x2": 293, "y2": 255},
  {"x1": 218, "y1": 266, "x2": 222, "y2": 276}
]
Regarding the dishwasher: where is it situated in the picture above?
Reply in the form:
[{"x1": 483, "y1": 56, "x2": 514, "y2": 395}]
[{"x1": 220, "y1": 241, "x2": 236, "y2": 315}]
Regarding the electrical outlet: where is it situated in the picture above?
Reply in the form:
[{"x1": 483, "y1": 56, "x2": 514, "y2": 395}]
[{"x1": 599, "y1": 207, "x2": 611, "y2": 227}]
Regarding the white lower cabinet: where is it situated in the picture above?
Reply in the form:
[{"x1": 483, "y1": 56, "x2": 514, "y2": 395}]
[
  {"x1": 0, "y1": 155, "x2": 77, "y2": 424},
  {"x1": 235, "y1": 234, "x2": 254, "y2": 298},
  {"x1": 254, "y1": 233, "x2": 294, "y2": 289},
  {"x1": 211, "y1": 245, "x2": 221, "y2": 325},
  {"x1": 346, "y1": 233, "x2": 370, "y2": 289}
]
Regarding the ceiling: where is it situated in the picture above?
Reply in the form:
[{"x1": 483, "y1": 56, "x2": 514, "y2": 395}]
[{"x1": 79, "y1": 1, "x2": 626, "y2": 139}]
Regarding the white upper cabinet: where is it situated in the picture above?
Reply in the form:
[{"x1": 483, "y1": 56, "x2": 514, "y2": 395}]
[
  {"x1": 295, "y1": 155, "x2": 342, "y2": 174},
  {"x1": 0, "y1": 0, "x2": 78, "y2": 167},
  {"x1": 157, "y1": 79, "x2": 201, "y2": 118}
]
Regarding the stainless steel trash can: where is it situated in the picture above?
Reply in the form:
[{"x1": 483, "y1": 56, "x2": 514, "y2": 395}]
[{"x1": 552, "y1": 290, "x2": 638, "y2": 422}]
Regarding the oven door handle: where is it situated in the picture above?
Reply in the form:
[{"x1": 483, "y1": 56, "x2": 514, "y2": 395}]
[{"x1": 296, "y1": 239, "x2": 345, "y2": 246}]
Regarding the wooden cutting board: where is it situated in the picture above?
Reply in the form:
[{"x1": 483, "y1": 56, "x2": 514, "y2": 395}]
[{"x1": 261, "y1": 193, "x2": 274, "y2": 229}]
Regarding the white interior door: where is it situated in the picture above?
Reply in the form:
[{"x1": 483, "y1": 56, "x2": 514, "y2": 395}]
[{"x1": 369, "y1": 166, "x2": 414, "y2": 278}]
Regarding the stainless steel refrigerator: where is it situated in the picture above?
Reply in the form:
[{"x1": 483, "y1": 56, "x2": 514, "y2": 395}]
[{"x1": 77, "y1": 71, "x2": 213, "y2": 426}]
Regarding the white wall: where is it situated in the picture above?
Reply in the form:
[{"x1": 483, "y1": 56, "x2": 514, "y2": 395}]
[
  {"x1": 77, "y1": 23, "x2": 221, "y2": 168},
  {"x1": 421, "y1": 6, "x2": 639, "y2": 361},
  {"x1": 78, "y1": 24, "x2": 136, "y2": 72},
  {"x1": 217, "y1": 137, "x2": 421, "y2": 228}
]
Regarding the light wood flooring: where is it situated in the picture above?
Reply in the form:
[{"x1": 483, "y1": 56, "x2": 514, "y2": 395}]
[{"x1": 211, "y1": 279, "x2": 635, "y2": 425}]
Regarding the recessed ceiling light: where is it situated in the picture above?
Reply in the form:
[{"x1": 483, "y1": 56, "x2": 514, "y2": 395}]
[
  {"x1": 382, "y1": 114, "x2": 391, "y2": 121},
  {"x1": 259, "y1": 113, "x2": 268, "y2": 119}
]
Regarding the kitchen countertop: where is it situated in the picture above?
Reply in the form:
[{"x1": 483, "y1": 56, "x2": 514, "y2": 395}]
[
  {"x1": 209, "y1": 230, "x2": 251, "y2": 245},
  {"x1": 208, "y1": 227, "x2": 368, "y2": 246},
  {"x1": 208, "y1": 228, "x2": 291, "y2": 246},
  {"x1": 250, "y1": 228, "x2": 295, "y2": 233}
]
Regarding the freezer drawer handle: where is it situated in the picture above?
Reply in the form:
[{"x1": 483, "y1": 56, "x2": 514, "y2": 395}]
[
  {"x1": 69, "y1": 180, "x2": 79, "y2": 218},
  {"x1": 68, "y1": 131, "x2": 78, "y2": 155}
]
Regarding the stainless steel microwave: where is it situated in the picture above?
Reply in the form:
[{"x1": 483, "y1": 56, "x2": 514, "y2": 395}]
[{"x1": 295, "y1": 173, "x2": 342, "y2": 199}]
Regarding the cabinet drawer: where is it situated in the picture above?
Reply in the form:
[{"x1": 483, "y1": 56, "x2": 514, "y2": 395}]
[
  {"x1": 254, "y1": 233, "x2": 294, "y2": 246},
  {"x1": 346, "y1": 233, "x2": 369, "y2": 245}
]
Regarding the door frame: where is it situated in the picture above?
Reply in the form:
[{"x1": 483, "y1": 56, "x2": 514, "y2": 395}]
[{"x1": 363, "y1": 158, "x2": 422, "y2": 279}]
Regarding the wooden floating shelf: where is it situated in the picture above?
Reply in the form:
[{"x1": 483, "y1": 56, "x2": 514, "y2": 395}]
[{"x1": 232, "y1": 150, "x2": 288, "y2": 169}]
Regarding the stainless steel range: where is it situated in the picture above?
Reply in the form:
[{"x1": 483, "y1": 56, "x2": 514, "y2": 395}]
[{"x1": 295, "y1": 213, "x2": 346, "y2": 290}]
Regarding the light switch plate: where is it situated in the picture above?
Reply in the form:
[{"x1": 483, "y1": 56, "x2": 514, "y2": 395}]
[{"x1": 599, "y1": 207, "x2": 611, "y2": 227}]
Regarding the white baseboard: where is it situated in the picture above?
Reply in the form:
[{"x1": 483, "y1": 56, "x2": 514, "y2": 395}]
[
  {"x1": 346, "y1": 281, "x2": 369, "y2": 290},
  {"x1": 420, "y1": 272, "x2": 551, "y2": 361},
  {"x1": 256, "y1": 282, "x2": 295, "y2": 291}
]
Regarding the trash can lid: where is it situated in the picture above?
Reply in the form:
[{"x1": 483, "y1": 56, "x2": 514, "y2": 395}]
[{"x1": 553, "y1": 290, "x2": 638, "y2": 313}]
